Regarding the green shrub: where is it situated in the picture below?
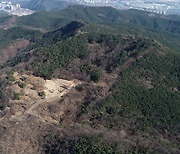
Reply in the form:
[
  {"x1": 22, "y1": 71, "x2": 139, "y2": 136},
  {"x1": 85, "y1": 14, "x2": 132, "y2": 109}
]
[
  {"x1": 90, "y1": 70, "x2": 102, "y2": 82},
  {"x1": 13, "y1": 92, "x2": 20, "y2": 100},
  {"x1": 15, "y1": 81, "x2": 26, "y2": 88},
  {"x1": 0, "y1": 105, "x2": 4, "y2": 111},
  {"x1": 20, "y1": 77, "x2": 27, "y2": 81},
  {"x1": 44, "y1": 136, "x2": 120, "y2": 154},
  {"x1": 6, "y1": 71, "x2": 15, "y2": 82},
  {"x1": 38, "y1": 91, "x2": 46, "y2": 97}
]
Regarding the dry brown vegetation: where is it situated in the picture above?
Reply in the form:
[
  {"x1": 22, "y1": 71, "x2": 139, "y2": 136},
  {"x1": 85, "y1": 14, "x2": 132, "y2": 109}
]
[{"x1": 0, "y1": 39, "x2": 30, "y2": 64}]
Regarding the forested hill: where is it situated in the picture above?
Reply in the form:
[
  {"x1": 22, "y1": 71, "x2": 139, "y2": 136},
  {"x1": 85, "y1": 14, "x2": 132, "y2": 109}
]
[
  {"x1": 16, "y1": 6, "x2": 180, "y2": 34},
  {"x1": 14, "y1": 5, "x2": 180, "y2": 52},
  {"x1": 0, "y1": 5, "x2": 179, "y2": 154}
]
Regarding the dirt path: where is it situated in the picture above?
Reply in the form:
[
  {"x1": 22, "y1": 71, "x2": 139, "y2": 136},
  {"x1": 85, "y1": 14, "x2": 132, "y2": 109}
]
[
  {"x1": 25, "y1": 81, "x2": 76, "y2": 116},
  {"x1": 24, "y1": 97, "x2": 63, "y2": 125},
  {"x1": 25, "y1": 97, "x2": 61, "y2": 115},
  {"x1": 21, "y1": 26, "x2": 47, "y2": 33}
]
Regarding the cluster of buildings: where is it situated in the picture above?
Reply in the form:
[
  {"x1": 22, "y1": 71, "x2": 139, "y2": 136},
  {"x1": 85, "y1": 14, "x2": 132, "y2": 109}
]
[
  {"x1": 75, "y1": 0, "x2": 111, "y2": 4},
  {"x1": 0, "y1": 1, "x2": 34, "y2": 16},
  {"x1": 117, "y1": 0, "x2": 180, "y2": 15},
  {"x1": 0, "y1": 0, "x2": 180, "y2": 16},
  {"x1": 75, "y1": 0, "x2": 180, "y2": 15},
  {"x1": 0, "y1": 1, "x2": 21, "y2": 11}
]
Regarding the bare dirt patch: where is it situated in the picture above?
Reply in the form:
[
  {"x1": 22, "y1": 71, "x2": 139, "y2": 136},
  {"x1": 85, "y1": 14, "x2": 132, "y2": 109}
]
[
  {"x1": 8, "y1": 72, "x2": 79, "y2": 118},
  {"x1": 11, "y1": 72, "x2": 78, "y2": 100}
]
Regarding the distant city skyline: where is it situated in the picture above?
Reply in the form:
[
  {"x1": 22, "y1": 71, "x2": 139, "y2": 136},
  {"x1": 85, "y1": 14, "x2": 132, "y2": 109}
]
[
  {"x1": 73, "y1": 0, "x2": 180, "y2": 14},
  {"x1": 0, "y1": 0, "x2": 180, "y2": 15}
]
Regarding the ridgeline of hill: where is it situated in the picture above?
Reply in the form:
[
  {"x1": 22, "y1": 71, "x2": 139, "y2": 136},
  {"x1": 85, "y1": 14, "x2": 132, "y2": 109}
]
[
  {"x1": 16, "y1": 6, "x2": 180, "y2": 32},
  {"x1": 14, "y1": 6, "x2": 180, "y2": 52}
]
